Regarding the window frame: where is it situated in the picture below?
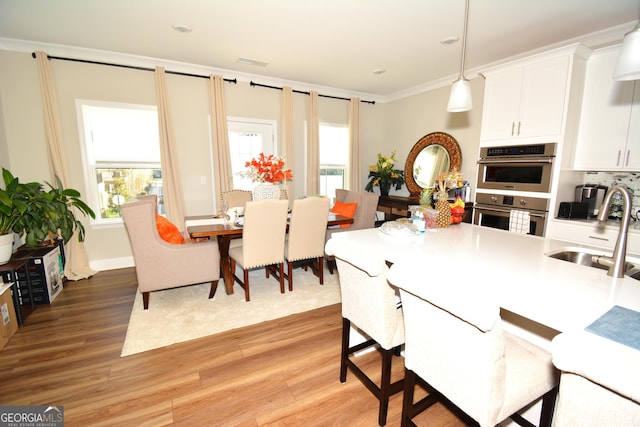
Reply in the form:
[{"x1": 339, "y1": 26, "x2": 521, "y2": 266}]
[
  {"x1": 227, "y1": 117, "x2": 277, "y2": 191},
  {"x1": 319, "y1": 122, "x2": 349, "y2": 198},
  {"x1": 76, "y1": 99, "x2": 161, "y2": 228}
]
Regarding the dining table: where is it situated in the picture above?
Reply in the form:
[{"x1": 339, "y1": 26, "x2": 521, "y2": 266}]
[{"x1": 187, "y1": 212, "x2": 353, "y2": 295}]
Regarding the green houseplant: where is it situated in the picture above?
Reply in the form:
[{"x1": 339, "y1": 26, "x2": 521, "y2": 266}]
[
  {"x1": 0, "y1": 169, "x2": 32, "y2": 236},
  {"x1": 17, "y1": 175, "x2": 95, "y2": 248},
  {"x1": 0, "y1": 169, "x2": 44, "y2": 263},
  {"x1": 0, "y1": 168, "x2": 95, "y2": 250}
]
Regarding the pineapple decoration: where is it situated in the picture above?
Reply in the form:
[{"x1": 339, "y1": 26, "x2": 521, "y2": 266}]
[
  {"x1": 434, "y1": 179, "x2": 452, "y2": 228},
  {"x1": 419, "y1": 187, "x2": 432, "y2": 207}
]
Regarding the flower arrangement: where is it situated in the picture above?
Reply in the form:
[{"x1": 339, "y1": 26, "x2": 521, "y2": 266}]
[
  {"x1": 364, "y1": 151, "x2": 405, "y2": 196},
  {"x1": 434, "y1": 170, "x2": 464, "y2": 197},
  {"x1": 240, "y1": 153, "x2": 293, "y2": 184}
]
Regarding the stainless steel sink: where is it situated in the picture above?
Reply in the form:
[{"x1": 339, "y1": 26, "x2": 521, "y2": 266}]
[
  {"x1": 626, "y1": 267, "x2": 640, "y2": 281},
  {"x1": 546, "y1": 249, "x2": 637, "y2": 274}
]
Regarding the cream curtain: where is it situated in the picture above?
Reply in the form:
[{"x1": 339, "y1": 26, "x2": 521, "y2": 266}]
[
  {"x1": 306, "y1": 91, "x2": 320, "y2": 195},
  {"x1": 348, "y1": 97, "x2": 362, "y2": 191},
  {"x1": 208, "y1": 75, "x2": 233, "y2": 206},
  {"x1": 154, "y1": 67, "x2": 186, "y2": 230},
  {"x1": 281, "y1": 86, "x2": 295, "y2": 200},
  {"x1": 35, "y1": 51, "x2": 96, "y2": 281}
]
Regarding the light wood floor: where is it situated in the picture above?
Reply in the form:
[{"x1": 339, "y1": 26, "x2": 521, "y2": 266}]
[{"x1": 0, "y1": 267, "x2": 468, "y2": 426}]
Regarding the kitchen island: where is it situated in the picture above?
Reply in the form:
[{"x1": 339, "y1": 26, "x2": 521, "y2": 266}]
[{"x1": 327, "y1": 222, "x2": 640, "y2": 348}]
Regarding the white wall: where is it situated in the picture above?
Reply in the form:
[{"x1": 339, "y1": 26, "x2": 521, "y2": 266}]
[{"x1": 382, "y1": 77, "x2": 485, "y2": 200}]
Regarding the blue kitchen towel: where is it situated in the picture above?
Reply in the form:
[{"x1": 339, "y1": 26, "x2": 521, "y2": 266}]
[{"x1": 585, "y1": 305, "x2": 640, "y2": 351}]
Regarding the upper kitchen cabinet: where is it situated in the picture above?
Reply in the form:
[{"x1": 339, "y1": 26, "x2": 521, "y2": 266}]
[
  {"x1": 573, "y1": 45, "x2": 640, "y2": 171},
  {"x1": 480, "y1": 44, "x2": 590, "y2": 146}
]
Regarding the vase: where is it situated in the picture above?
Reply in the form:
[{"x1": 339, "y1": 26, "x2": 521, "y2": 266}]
[
  {"x1": 379, "y1": 181, "x2": 391, "y2": 197},
  {"x1": 253, "y1": 182, "x2": 281, "y2": 201},
  {"x1": 0, "y1": 233, "x2": 15, "y2": 265}
]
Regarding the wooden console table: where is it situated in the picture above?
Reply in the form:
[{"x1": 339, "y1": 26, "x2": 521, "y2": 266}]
[
  {"x1": 377, "y1": 195, "x2": 474, "y2": 224},
  {"x1": 377, "y1": 195, "x2": 419, "y2": 221}
]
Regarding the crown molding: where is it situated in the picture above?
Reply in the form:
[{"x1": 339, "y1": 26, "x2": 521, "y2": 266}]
[
  {"x1": 1, "y1": 21, "x2": 634, "y2": 105},
  {"x1": 0, "y1": 38, "x2": 384, "y2": 104}
]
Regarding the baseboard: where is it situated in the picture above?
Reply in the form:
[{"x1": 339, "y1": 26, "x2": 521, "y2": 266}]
[{"x1": 90, "y1": 256, "x2": 134, "y2": 272}]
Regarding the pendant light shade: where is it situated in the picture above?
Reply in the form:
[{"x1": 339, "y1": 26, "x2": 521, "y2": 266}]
[
  {"x1": 613, "y1": 23, "x2": 640, "y2": 81},
  {"x1": 448, "y1": 77, "x2": 472, "y2": 112},
  {"x1": 447, "y1": 0, "x2": 472, "y2": 112}
]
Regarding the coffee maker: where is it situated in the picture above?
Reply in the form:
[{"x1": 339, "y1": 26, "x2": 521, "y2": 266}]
[{"x1": 575, "y1": 184, "x2": 608, "y2": 218}]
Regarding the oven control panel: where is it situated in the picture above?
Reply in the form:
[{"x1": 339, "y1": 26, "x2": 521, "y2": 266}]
[
  {"x1": 475, "y1": 193, "x2": 549, "y2": 212},
  {"x1": 481, "y1": 143, "x2": 556, "y2": 159}
]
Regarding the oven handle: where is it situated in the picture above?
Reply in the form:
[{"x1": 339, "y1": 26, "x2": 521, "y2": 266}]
[
  {"x1": 477, "y1": 158, "x2": 553, "y2": 164},
  {"x1": 475, "y1": 205, "x2": 547, "y2": 219}
]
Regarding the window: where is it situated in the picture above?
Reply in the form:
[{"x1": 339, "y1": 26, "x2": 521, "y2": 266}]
[
  {"x1": 77, "y1": 100, "x2": 162, "y2": 225},
  {"x1": 319, "y1": 123, "x2": 349, "y2": 199},
  {"x1": 227, "y1": 119, "x2": 276, "y2": 190}
]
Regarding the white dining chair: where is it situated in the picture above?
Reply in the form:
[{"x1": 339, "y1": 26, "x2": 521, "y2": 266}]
[
  {"x1": 388, "y1": 261, "x2": 559, "y2": 427},
  {"x1": 228, "y1": 199, "x2": 288, "y2": 301},
  {"x1": 220, "y1": 189, "x2": 253, "y2": 249},
  {"x1": 325, "y1": 238, "x2": 404, "y2": 426},
  {"x1": 284, "y1": 196, "x2": 330, "y2": 291},
  {"x1": 220, "y1": 189, "x2": 253, "y2": 209}
]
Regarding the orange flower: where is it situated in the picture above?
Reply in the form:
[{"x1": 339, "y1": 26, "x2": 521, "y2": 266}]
[{"x1": 241, "y1": 153, "x2": 293, "y2": 184}]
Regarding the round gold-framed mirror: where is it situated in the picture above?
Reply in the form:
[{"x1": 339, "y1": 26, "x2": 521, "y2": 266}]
[{"x1": 404, "y1": 132, "x2": 462, "y2": 197}]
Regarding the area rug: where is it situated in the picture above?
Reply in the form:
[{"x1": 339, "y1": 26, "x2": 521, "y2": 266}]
[{"x1": 121, "y1": 268, "x2": 341, "y2": 356}]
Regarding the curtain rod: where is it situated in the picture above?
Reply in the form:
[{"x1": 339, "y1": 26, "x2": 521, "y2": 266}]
[
  {"x1": 249, "y1": 81, "x2": 375, "y2": 105},
  {"x1": 31, "y1": 52, "x2": 238, "y2": 84}
]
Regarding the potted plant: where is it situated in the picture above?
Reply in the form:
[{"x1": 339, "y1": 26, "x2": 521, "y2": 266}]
[
  {"x1": 16, "y1": 175, "x2": 95, "y2": 248},
  {"x1": 0, "y1": 168, "x2": 95, "y2": 256},
  {"x1": 0, "y1": 169, "x2": 43, "y2": 263},
  {"x1": 365, "y1": 151, "x2": 405, "y2": 197}
]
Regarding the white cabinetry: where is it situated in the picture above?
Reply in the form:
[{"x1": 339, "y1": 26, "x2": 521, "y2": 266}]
[
  {"x1": 573, "y1": 45, "x2": 640, "y2": 171},
  {"x1": 481, "y1": 55, "x2": 570, "y2": 142},
  {"x1": 547, "y1": 218, "x2": 640, "y2": 257}
]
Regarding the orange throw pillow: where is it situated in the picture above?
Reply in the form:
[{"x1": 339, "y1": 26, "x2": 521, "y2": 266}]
[
  {"x1": 331, "y1": 200, "x2": 358, "y2": 228},
  {"x1": 155, "y1": 214, "x2": 185, "y2": 244}
]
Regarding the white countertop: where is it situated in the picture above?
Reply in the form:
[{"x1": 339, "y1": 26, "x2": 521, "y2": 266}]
[{"x1": 329, "y1": 223, "x2": 640, "y2": 335}]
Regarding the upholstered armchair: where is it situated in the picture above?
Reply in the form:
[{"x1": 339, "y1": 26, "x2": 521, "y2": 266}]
[
  {"x1": 121, "y1": 195, "x2": 221, "y2": 309},
  {"x1": 325, "y1": 189, "x2": 380, "y2": 274}
]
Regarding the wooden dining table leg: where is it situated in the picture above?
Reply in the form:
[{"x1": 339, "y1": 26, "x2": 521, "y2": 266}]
[{"x1": 216, "y1": 235, "x2": 234, "y2": 295}]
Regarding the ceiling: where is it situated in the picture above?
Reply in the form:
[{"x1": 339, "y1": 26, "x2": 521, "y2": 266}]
[{"x1": 0, "y1": 0, "x2": 638, "y2": 100}]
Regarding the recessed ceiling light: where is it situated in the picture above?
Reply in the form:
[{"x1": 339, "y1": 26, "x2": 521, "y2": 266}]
[
  {"x1": 172, "y1": 24, "x2": 192, "y2": 33},
  {"x1": 441, "y1": 36, "x2": 459, "y2": 45},
  {"x1": 236, "y1": 57, "x2": 269, "y2": 67},
  {"x1": 372, "y1": 69, "x2": 386, "y2": 75}
]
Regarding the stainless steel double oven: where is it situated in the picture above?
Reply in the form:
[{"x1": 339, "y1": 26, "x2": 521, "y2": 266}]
[{"x1": 473, "y1": 142, "x2": 556, "y2": 236}]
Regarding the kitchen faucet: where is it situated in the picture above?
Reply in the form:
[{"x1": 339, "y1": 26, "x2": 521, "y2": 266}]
[{"x1": 594, "y1": 185, "x2": 632, "y2": 278}]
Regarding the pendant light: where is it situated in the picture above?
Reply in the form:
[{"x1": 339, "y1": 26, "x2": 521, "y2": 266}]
[
  {"x1": 613, "y1": 23, "x2": 640, "y2": 81},
  {"x1": 447, "y1": 0, "x2": 472, "y2": 112}
]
